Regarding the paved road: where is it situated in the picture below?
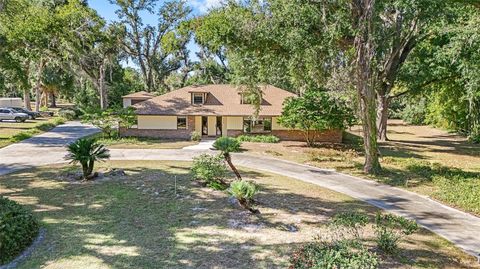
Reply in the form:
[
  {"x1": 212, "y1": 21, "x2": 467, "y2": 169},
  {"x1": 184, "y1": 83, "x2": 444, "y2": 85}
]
[
  {"x1": 0, "y1": 123, "x2": 479, "y2": 259},
  {"x1": 0, "y1": 121, "x2": 99, "y2": 176}
]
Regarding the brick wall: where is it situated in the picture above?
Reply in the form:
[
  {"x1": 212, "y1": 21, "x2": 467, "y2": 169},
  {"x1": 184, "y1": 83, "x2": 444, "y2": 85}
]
[{"x1": 120, "y1": 116, "x2": 195, "y2": 139}]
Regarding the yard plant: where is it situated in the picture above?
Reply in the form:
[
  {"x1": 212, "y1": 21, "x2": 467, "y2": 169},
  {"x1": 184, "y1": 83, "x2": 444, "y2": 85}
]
[
  {"x1": 213, "y1": 137, "x2": 242, "y2": 180},
  {"x1": 236, "y1": 134, "x2": 279, "y2": 143},
  {"x1": 228, "y1": 180, "x2": 259, "y2": 214},
  {"x1": 374, "y1": 212, "x2": 418, "y2": 254},
  {"x1": 65, "y1": 137, "x2": 110, "y2": 180},
  {"x1": 191, "y1": 153, "x2": 228, "y2": 189},
  {"x1": 0, "y1": 196, "x2": 39, "y2": 265}
]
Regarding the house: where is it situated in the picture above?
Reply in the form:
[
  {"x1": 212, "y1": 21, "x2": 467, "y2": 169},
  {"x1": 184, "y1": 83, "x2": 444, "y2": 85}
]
[{"x1": 120, "y1": 84, "x2": 342, "y2": 142}]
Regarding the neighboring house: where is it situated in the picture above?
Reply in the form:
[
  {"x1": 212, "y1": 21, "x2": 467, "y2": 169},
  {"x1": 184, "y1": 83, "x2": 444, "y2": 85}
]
[
  {"x1": 122, "y1": 91, "x2": 155, "y2": 107},
  {"x1": 120, "y1": 84, "x2": 342, "y2": 142}
]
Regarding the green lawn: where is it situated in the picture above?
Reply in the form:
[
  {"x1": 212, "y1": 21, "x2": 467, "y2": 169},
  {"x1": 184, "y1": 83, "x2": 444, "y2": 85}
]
[
  {"x1": 0, "y1": 161, "x2": 477, "y2": 268},
  {"x1": 242, "y1": 120, "x2": 480, "y2": 216},
  {"x1": 0, "y1": 117, "x2": 65, "y2": 148}
]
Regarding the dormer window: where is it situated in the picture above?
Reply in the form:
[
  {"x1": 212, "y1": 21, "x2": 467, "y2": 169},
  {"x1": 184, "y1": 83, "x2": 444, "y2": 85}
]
[
  {"x1": 192, "y1": 93, "x2": 205, "y2": 105},
  {"x1": 240, "y1": 93, "x2": 252, "y2": 104}
]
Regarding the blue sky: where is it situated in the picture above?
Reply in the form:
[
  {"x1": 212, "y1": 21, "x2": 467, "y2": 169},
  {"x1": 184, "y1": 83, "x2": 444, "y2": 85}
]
[{"x1": 87, "y1": 0, "x2": 223, "y2": 64}]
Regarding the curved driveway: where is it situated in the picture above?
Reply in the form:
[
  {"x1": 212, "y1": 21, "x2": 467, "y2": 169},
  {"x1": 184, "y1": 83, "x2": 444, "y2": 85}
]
[{"x1": 0, "y1": 122, "x2": 479, "y2": 259}]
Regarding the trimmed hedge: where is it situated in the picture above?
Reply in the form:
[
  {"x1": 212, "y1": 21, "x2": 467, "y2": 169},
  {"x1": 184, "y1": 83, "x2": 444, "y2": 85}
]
[
  {"x1": 0, "y1": 197, "x2": 39, "y2": 265},
  {"x1": 236, "y1": 135, "x2": 280, "y2": 143}
]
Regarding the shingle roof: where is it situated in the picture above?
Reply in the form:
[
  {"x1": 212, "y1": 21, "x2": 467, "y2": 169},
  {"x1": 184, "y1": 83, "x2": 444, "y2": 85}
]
[
  {"x1": 122, "y1": 91, "x2": 155, "y2": 99},
  {"x1": 133, "y1": 84, "x2": 297, "y2": 116}
]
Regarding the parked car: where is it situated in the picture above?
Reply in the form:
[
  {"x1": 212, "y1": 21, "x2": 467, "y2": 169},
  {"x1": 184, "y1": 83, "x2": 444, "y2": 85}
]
[
  {"x1": 7, "y1": 107, "x2": 40, "y2": 120},
  {"x1": 0, "y1": 108, "x2": 29, "y2": 122}
]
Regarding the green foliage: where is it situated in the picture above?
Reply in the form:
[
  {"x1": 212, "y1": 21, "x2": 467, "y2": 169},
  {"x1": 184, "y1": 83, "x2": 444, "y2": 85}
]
[
  {"x1": 228, "y1": 180, "x2": 259, "y2": 212},
  {"x1": 278, "y1": 90, "x2": 354, "y2": 146},
  {"x1": 400, "y1": 97, "x2": 427, "y2": 125},
  {"x1": 330, "y1": 211, "x2": 369, "y2": 239},
  {"x1": 191, "y1": 154, "x2": 228, "y2": 190},
  {"x1": 236, "y1": 135, "x2": 279, "y2": 143},
  {"x1": 0, "y1": 196, "x2": 39, "y2": 265},
  {"x1": 81, "y1": 109, "x2": 118, "y2": 139},
  {"x1": 190, "y1": 131, "x2": 201, "y2": 142},
  {"x1": 58, "y1": 109, "x2": 77, "y2": 120},
  {"x1": 213, "y1": 137, "x2": 241, "y2": 153},
  {"x1": 290, "y1": 240, "x2": 379, "y2": 269},
  {"x1": 65, "y1": 137, "x2": 110, "y2": 180},
  {"x1": 117, "y1": 107, "x2": 137, "y2": 129},
  {"x1": 374, "y1": 213, "x2": 418, "y2": 254}
]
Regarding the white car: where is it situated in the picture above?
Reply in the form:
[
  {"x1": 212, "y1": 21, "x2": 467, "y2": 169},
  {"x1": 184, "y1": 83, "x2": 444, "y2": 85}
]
[{"x1": 0, "y1": 108, "x2": 29, "y2": 122}]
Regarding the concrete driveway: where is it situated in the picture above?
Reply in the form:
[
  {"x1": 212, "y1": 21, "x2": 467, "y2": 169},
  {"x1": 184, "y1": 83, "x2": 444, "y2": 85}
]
[
  {"x1": 0, "y1": 123, "x2": 479, "y2": 259},
  {"x1": 0, "y1": 121, "x2": 99, "y2": 176}
]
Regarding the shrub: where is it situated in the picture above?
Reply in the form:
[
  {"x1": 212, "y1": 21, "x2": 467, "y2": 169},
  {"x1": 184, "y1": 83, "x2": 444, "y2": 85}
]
[
  {"x1": 289, "y1": 240, "x2": 378, "y2": 269},
  {"x1": 374, "y1": 213, "x2": 418, "y2": 254},
  {"x1": 236, "y1": 135, "x2": 280, "y2": 143},
  {"x1": 0, "y1": 197, "x2": 39, "y2": 265},
  {"x1": 228, "y1": 180, "x2": 259, "y2": 213},
  {"x1": 330, "y1": 211, "x2": 369, "y2": 239},
  {"x1": 65, "y1": 137, "x2": 110, "y2": 180},
  {"x1": 58, "y1": 109, "x2": 77, "y2": 120},
  {"x1": 191, "y1": 131, "x2": 202, "y2": 142},
  {"x1": 191, "y1": 154, "x2": 228, "y2": 189}
]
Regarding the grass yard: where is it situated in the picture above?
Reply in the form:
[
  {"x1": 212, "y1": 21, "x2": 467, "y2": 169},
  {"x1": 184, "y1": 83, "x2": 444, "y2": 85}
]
[
  {"x1": 241, "y1": 120, "x2": 480, "y2": 216},
  {"x1": 0, "y1": 161, "x2": 477, "y2": 268},
  {"x1": 0, "y1": 117, "x2": 65, "y2": 148},
  {"x1": 95, "y1": 136, "x2": 197, "y2": 149}
]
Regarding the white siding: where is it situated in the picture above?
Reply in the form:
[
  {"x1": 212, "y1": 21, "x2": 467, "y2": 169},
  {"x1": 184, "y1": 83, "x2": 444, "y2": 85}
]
[
  {"x1": 226, "y1": 117, "x2": 243, "y2": 130},
  {"x1": 138, "y1": 115, "x2": 177, "y2": 130},
  {"x1": 272, "y1": 117, "x2": 289, "y2": 130}
]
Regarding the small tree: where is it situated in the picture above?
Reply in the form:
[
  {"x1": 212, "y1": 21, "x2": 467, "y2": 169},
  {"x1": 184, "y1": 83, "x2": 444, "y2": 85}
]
[
  {"x1": 117, "y1": 107, "x2": 137, "y2": 129},
  {"x1": 213, "y1": 137, "x2": 242, "y2": 180},
  {"x1": 65, "y1": 137, "x2": 110, "y2": 180},
  {"x1": 191, "y1": 153, "x2": 228, "y2": 189},
  {"x1": 278, "y1": 90, "x2": 355, "y2": 147},
  {"x1": 81, "y1": 109, "x2": 118, "y2": 139}
]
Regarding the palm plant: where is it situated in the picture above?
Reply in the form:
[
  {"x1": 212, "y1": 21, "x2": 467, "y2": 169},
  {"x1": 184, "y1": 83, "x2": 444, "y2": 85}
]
[
  {"x1": 229, "y1": 180, "x2": 259, "y2": 214},
  {"x1": 65, "y1": 137, "x2": 110, "y2": 180},
  {"x1": 213, "y1": 137, "x2": 242, "y2": 180}
]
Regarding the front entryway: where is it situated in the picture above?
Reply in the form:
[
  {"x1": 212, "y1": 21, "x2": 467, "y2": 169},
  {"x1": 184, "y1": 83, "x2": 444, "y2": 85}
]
[{"x1": 202, "y1": 116, "x2": 222, "y2": 137}]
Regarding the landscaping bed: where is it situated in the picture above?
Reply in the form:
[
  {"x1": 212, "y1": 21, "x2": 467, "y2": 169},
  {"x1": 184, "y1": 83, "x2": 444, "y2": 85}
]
[
  {"x1": 94, "y1": 135, "x2": 197, "y2": 149},
  {"x1": 0, "y1": 161, "x2": 477, "y2": 268}
]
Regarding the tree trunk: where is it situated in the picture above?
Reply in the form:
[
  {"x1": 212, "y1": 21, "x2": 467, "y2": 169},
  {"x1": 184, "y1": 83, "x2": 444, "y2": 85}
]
[
  {"x1": 225, "y1": 153, "x2": 242, "y2": 180},
  {"x1": 23, "y1": 88, "x2": 31, "y2": 110},
  {"x1": 377, "y1": 93, "x2": 389, "y2": 141},
  {"x1": 99, "y1": 63, "x2": 108, "y2": 110},
  {"x1": 34, "y1": 60, "x2": 45, "y2": 112},
  {"x1": 50, "y1": 92, "x2": 57, "y2": 108},
  {"x1": 353, "y1": 0, "x2": 382, "y2": 174}
]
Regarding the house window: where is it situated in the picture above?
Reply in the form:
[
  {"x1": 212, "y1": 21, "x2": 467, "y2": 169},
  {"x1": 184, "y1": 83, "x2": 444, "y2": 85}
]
[
  {"x1": 243, "y1": 117, "x2": 272, "y2": 133},
  {"x1": 192, "y1": 93, "x2": 204, "y2": 105},
  {"x1": 177, "y1": 116, "x2": 187, "y2": 129},
  {"x1": 240, "y1": 94, "x2": 252, "y2": 104}
]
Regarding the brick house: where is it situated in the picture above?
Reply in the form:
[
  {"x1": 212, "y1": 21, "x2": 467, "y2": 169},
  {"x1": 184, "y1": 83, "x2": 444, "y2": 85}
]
[{"x1": 120, "y1": 84, "x2": 342, "y2": 142}]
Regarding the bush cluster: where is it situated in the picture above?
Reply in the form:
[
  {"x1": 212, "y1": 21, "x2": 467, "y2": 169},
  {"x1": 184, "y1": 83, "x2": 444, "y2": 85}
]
[
  {"x1": 290, "y1": 211, "x2": 418, "y2": 268},
  {"x1": 58, "y1": 108, "x2": 78, "y2": 120},
  {"x1": 290, "y1": 240, "x2": 379, "y2": 269},
  {"x1": 191, "y1": 154, "x2": 228, "y2": 190},
  {"x1": 190, "y1": 131, "x2": 202, "y2": 142},
  {"x1": 0, "y1": 197, "x2": 39, "y2": 265},
  {"x1": 236, "y1": 135, "x2": 280, "y2": 143}
]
